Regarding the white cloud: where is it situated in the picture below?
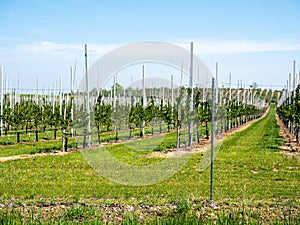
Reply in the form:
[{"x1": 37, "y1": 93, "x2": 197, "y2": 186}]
[
  {"x1": 12, "y1": 40, "x2": 300, "y2": 58},
  {"x1": 16, "y1": 41, "x2": 119, "y2": 56},
  {"x1": 176, "y1": 40, "x2": 300, "y2": 54}
]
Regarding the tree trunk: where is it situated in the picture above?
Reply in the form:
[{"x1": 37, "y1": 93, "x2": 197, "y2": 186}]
[
  {"x1": 196, "y1": 121, "x2": 200, "y2": 144},
  {"x1": 115, "y1": 130, "x2": 119, "y2": 141},
  {"x1": 83, "y1": 135, "x2": 86, "y2": 148},
  {"x1": 140, "y1": 125, "x2": 143, "y2": 137},
  {"x1": 177, "y1": 125, "x2": 180, "y2": 149},
  {"x1": 129, "y1": 126, "x2": 132, "y2": 138},
  {"x1": 17, "y1": 131, "x2": 20, "y2": 143},
  {"x1": 54, "y1": 129, "x2": 57, "y2": 139},
  {"x1": 151, "y1": 124, "x2": 154, "y2": 136},
  {"x1": 64, "y1": 136, "x2": 68, "y2": 152},
  {"x1": 35, "y1": 129, "x2": 39, "y2": 142},
  {"x1": 97, "y1": 125, "x2": 101, "y2": 144},
  {"x1": 97, "y1": 131, "x2": 101, "y2": 144},
  {"x1": 205, "y1": 122, "x2": 209, "y2": 139},
  {"x1": 296, "y1": 126, "x2": 299, "y2": 144}
]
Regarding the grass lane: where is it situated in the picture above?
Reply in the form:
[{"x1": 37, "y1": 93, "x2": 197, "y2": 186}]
[{"x1": 0, "y1": 104, "x2": 299, "y2": 202}]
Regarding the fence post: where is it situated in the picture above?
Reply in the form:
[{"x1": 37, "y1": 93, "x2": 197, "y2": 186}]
[{"x1": 210, "y1": 77, "x2": 215, "y2": 202}]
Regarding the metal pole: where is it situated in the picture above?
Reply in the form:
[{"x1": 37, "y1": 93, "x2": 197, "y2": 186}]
[
  {"x1": 60, "y1": 76, "x2": 62, "y2": 115},
  {"x1": 229, "y1": 73, "x2": 232, "y2": 101},
  {"x1": 130, "y1": 76, "x2": 132, "y2": 106},
  {"x1": 215, "y1": 63, "x2": 218, "y2": 104},
  {"x1": 36, "y1": 77, "x2": 38, "y2": 103},
  {"x1": 17, "y1": 74, "x2": 20, "y2": 104},
  {"x1": 171, "y1": 74, "x2": 174, "y2": 109},
  {"x1": 70, "y1": 66, "x2": 74, "y2": 137},
  {"x1": 215, "y1": 63, "x2": 218, "y2": 134},
  {"x1": 142, "y1": 65, "x2": 145, "y2": 136},
  {"x1": 85, "y1": 44, "x2": 91, "y2": 146},
  {"x1": 188, "y1": 42, "x2": 193, "y2": 147},
  {"x1": 210, "y1": 77, "x2": 215, "y2": 202},
  {"x1": 228, "y1": 73, "x2": 231, "y2": 130},
  {"x1": 289, "y1": 73, "x2": 291, "y2": 105},
  {"x1": 237, "y1": 80, "x2": 240, "y2": 106},
  {"x1": 293, "y1": 60, "x2": 296, "y2": 98}
]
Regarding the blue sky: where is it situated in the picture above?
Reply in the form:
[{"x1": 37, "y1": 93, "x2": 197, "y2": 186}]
[{"x1": 1, "y1": 0, "x2": 300, "y2": 90}]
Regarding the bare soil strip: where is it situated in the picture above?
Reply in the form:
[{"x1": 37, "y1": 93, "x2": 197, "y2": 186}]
[{"x1": 276, "y1": 114, "x2": 300, "y2": 156}]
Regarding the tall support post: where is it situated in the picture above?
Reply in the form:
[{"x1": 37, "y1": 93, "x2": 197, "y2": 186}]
[
  {"x1": 60, "y1": 75, "x2": 63, "y2": 116},
  {"x1": 162, "y1": 87, "x2": 165, "y2": 105},
  {"x1": 240, "y1": 80, "x2": 243, "y2": 102},
  {"x1": 9, "y1": 82, "x2": 12, "y2": 109},
  {"x1": 179, "y1": 61, "x2": 183, "y2": 97},
  {"x1": 243, "y1": 84, "x2": 246, "y2": 104},
  {"x1": 110, "y1": 82, "x2": 112, "y2": 105},
  {"x1": 292, "y1": 61, "x2": 296, "y2": 134},
  {"x1": 229, "y1": 73, "x2": 232, "y2": 101},
  {"x1": 171, "y1": 74, "x2": 174, "y2": 109},
  {"x1": 0, "y1": 66, "x2": 3, "y2": 136},
  {"x1": 228, "y1": 73, "x2": 232, "y2": 130},
  {"x1": 113, "y1": 73, "x2": 118, "y2": 140},
  {"x1": 70, "y1": 66, "x2": 73, "y2": 92},
  {"x1": 130, "y1": 76, "x2": 132, "y2": 106},
  {"x1": 52, "y1": 83, "x2": 55, "y2": 114},
  {"x1": 202, "y1": 86, "x2": 205, "y2": 102},
  {"x1": 85, "y1": 44, "x2": 91, "y2": 146},
  {"x1": 215, "y1": 63, "x2": 218, "y2": 134},
  {"x1": 237, "y1": 80, "x2": 240, "y2": 106},
  {"x1": 288, "y1": 73, "x2": 291, "y2": 105},
  {"x1": 142, "y1": 65, "x2": 145, "y2": 137},
  {"x1": 293, "y1": 60, "x2": 296, "y2": 99},
  {"x1": 70, "y1": 66, "x2": 74, "y2": 137},
  {"x1": 285, "y1": 80, "x2": 289, "y2": 102},
  {"x1": 17, "y1": 73, "x2": 20, "y2": 104},
  {"x1": 215, "y1": 63, "x2": 218, "y2": 104},
  {"x1": 36, "y1": 77, "x2": 39, "y2": 103},
  {"x1": 60, "y1": 75, "x2": 64, "y2": 151},
  {"x1": 177, "y1": 65, "x2": 183, "y2": 149},
  {"x1": 188, "y1": 42, "x2": 194, "y2": 147},
  {"x1": 210, "y1": 77, "x2": 215, "y2": 202}
]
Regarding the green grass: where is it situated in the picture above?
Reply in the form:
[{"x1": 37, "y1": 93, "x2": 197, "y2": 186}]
[
  {"x1": 0, "y1": 105, "x2": 299, "y2": 200},
  {"x1": 0, "y1": 104, "x2": 299, "y2": 224},
  {"x1": 0, "y1": 139, "x2": 77, "y2": 157},
  {"x1": 0, "y1": 130, "x2": 63, "y2": 145}
]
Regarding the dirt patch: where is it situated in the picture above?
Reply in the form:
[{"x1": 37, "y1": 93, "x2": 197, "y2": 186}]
[
  {"x1": 0, "y1": 150, "x2": 71, "y2": 162},
  {"x1": 0, "y1": 198, "x2": 299, "y2": 224},
  {"x1": 276, "y1": 114, "x2": 300, "y2": 156}
]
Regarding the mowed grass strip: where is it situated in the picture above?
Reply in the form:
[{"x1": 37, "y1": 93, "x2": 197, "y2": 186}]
[{"x1": 0, "y1": 104, "x2": 299, "y2": 203}]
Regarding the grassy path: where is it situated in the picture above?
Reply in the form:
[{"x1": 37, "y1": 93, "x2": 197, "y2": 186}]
[
  {"x1": 0, "y1": 104, "x2": 299, "y2": 224},
  {"x1": 212, "y1": 104, "x2": 299, "y2": 199},
  {"x1": 0, "y1": 104, "x2": 298, "y2": 201}
]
